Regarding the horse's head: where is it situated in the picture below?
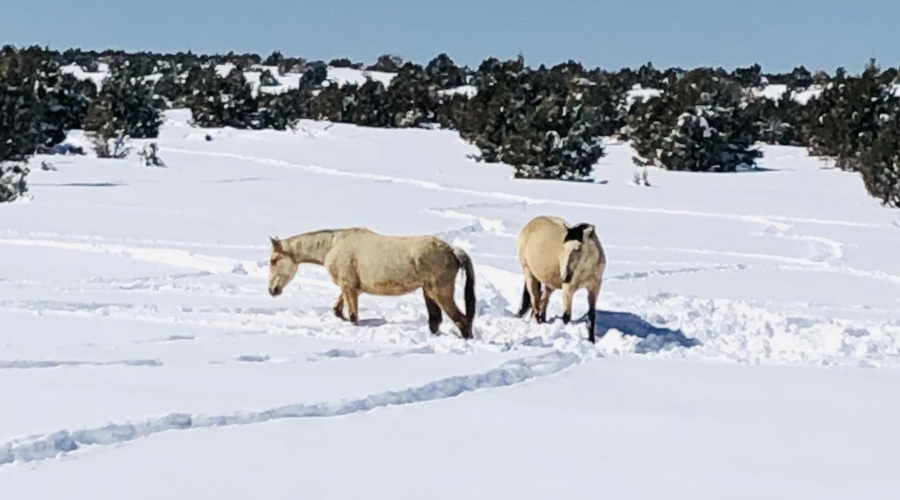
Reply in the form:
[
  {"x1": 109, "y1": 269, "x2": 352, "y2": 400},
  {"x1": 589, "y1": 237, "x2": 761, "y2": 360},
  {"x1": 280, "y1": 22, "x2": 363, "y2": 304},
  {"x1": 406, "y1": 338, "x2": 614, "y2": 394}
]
[{"x1": 268, "y1": 237, "x2": 299, "y2": 297}]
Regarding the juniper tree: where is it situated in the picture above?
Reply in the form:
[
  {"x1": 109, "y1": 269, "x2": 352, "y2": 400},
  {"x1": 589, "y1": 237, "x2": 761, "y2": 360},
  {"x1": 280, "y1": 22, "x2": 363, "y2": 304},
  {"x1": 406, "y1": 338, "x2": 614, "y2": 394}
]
[
  {"x1": 85, "y1": 62, "x2": 163, "y2": 139},
  {"x1": 807, "y1": 60, "x2": 895, "y2": 170},
  {"x1": 857, "y1": 107, "x2": 900, "y2": 207},
  {"x1": 630, "y1": 70, "x2": 761, "y2": 171},
  {"x1": 368, "y1": 54, "x2": 403, "y2": 73},
  {"x1": 186, "y1": 66, "x2": 260, "y2": 128}
]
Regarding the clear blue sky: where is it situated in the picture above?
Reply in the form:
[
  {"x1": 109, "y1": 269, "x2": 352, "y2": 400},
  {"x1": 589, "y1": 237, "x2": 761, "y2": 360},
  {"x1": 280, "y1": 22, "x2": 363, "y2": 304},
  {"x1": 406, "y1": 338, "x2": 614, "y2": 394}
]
[{"x1": 3, "y1": 0, "x2": 898, "y2": 72}]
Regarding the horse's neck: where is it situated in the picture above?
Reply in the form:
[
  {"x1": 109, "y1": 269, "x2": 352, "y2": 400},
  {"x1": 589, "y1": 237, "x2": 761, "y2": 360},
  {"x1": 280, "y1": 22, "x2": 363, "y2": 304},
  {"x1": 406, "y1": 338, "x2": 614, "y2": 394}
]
[{"x1": 286, "y1": 230, "x2": 339, "y2": 264}]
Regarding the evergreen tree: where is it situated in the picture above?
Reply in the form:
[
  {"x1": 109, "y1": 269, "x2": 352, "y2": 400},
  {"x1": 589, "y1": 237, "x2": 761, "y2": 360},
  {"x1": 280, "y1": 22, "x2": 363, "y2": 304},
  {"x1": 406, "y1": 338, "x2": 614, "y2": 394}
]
[
  {"x1": 459, "y1": 58, "x2": 606, "y2": 180},
  {"x1": 0, "y1": 46, "x2": 46, "y2": 164},
  {"x1": 630, "y1": 71, "x2": 761, "y2": 171},
  {"x1": 425, "y1": 54, "x2": 466, "y2": 89},
  {"x1": 85, "y1": 62, "x2": 163, "y2": 139},
  {"x1": 310, "y1": 84, "x2": 350, "y2": 122},
  {"x1": 299, "y1": 62, "x2": 327, "y2": 89},
  {"x1": 258, "y1": 69, "x2": 280, "y2": 87},
  {"x1": 368, "y1": 54, "x2": 403, "y2": 73},
  {"x1": 186, "y1": 66, "x2": 260, "y2": 129},
  {"x1": 807, "y1": 60, "x2": 894, "y2": 170},
  {"x1": 733, "y1": 64, "x2": 763, "y2": 88},
  {"x1": 385, "y1": 63, "x2": 436, "y2": 127},
  {"x1": 857, "y1": 107, "x2": 900, "y2": 207},
  {"x1": 264, "y1": 51, "x2": 284, "y2": 67},
  {"x1": 788, "y1": 66, "x2": 814, "y2": 91},
  {"x1": 258, "y1": 88, "x2": 313, "y2": 130},
  {"x1": 329, "y1": 58, "x2": 359, "y2": 69}
]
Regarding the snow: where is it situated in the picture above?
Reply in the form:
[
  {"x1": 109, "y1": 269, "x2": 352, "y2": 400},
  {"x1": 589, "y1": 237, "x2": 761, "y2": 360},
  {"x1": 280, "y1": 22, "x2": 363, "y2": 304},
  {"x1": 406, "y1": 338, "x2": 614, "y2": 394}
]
[
  {"x1": 438, "y1": 85, "x2": 478, "y2": 98},
  {"x1": 750, "y1": 84, "x2": 826, "y2": 105},
  {"x1": 62, "y1": 63, "x2": 398, "y2": 95},
  {"x1": 626, "y1": 84, "x2": 662, "y2": 106},
  {"x1": 325, "y1": 66, "x2": 396, "y2": 88},
  {"x1": 2, "y1": 110, "x2": 900, "y2": 497},
  {"x1": 60, "y1": 63, "x2": 109, "y2": 87}
]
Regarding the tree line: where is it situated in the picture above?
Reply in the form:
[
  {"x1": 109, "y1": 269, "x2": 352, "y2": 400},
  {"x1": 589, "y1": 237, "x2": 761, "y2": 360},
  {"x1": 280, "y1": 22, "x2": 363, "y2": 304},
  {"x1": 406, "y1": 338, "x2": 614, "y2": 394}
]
[{"x1": 1, "y1": 46, "x2": 898, "y2": 208}]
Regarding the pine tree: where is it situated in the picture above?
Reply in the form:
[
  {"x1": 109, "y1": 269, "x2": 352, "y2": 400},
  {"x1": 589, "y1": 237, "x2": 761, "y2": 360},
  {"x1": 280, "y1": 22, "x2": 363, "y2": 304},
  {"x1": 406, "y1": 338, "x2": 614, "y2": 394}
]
[
  {"x1": 258, "y1": 88, "x2": 313, "y2": 130},
  {"x1": 857, "y1": 107, "x2": 900, "y2": 207},
  {"x1": 187, "y1": 66, "x2": 260, "y2": 129},
  {"x1": 0, "y1": 47, "x2": 44, "y2": 165},
  {"x1": 299, "y1": 62, "x2": 327, "y2": 90},
  {"x1": 264, "y1": 51, "x2": 284, "y2": 67},
  {"x1": 85, "y1": 62, "x2": 163, "y2": 140},
  {"x1": 385, "y1": 63, "x2": 436, "y2": 127},
  {"x1": 630, "y1": 71, "x2": 761, "y2": 171},
  {"x1": 807, "y1": 60, "x2": 894, "y2": 170},
  {"x1": 425, "y1": 54, "x2": 466, "y2": 89},
  {"x1": 258, "y1": 69, "x2": 280, "y2": 87},
  {"x1": 368, "y1": 54, "x2": 403, "y2": 73}
]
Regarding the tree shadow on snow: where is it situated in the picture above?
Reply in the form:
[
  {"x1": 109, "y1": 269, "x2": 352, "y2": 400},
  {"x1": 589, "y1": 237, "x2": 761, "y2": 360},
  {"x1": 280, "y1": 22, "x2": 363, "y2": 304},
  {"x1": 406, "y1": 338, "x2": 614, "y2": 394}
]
[
  {"x1": 591, "y1": 310, "x2": 700, "y2": 353},
  {"x1": 33, "y1": 182, "x2": 127, "y2": 188}
]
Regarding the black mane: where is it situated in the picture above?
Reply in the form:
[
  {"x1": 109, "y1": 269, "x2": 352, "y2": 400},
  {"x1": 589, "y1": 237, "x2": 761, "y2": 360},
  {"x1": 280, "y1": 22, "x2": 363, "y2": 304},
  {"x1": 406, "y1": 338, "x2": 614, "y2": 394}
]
[{"x1": 564, "y1": 223, "x2": 592, "y2": 242}]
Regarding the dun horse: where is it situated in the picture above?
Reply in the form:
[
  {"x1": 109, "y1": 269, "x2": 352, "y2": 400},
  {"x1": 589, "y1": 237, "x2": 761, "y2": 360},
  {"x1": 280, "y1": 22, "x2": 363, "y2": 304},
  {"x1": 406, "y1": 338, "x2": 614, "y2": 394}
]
[
  {"x1": 268, "y1": 228, "x2": 476, "y2": 339},
  {"x1": 516, "y1": 215, "x2": 606, "y2": 342}
]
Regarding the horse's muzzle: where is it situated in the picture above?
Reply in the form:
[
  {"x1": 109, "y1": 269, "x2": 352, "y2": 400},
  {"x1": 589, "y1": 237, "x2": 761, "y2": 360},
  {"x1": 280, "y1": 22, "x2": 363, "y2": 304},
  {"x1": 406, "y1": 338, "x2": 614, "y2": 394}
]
[{"x1": 269, "y1": 286, "x2": 282, "y2": 297}]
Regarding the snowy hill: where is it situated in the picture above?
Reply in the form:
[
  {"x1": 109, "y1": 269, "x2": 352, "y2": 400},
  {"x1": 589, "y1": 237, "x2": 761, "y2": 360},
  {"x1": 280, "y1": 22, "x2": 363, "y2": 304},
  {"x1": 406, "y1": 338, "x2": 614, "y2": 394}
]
[{"x1": 1, "y1": 110, "x2": 899, "y2": 498}]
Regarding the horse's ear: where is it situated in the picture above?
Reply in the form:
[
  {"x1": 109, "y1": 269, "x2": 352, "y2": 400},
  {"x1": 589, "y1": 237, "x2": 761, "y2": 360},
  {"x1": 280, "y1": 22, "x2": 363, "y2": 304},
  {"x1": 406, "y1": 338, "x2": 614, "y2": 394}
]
[{"x1": 270, "y1": 237, "x2": 282, "y2": 253}]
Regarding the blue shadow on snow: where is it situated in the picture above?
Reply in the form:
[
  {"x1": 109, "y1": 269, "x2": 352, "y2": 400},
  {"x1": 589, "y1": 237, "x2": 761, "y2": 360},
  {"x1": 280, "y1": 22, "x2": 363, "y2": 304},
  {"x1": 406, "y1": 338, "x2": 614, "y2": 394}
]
[{"x1": 592, "y1": 310, "x2": 701, "y2": 353}]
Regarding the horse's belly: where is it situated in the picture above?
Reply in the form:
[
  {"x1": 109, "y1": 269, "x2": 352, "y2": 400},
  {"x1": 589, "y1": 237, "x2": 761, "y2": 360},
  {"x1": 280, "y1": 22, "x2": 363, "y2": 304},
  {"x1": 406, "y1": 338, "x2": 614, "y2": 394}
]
[{"x1": 359, "y1": 278, "x2": 420, "y2": 296}]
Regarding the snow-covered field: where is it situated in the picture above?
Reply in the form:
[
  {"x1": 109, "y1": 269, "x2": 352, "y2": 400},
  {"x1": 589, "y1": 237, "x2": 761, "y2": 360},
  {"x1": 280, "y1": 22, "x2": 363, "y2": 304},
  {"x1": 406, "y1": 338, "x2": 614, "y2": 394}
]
[{"x1": 2, "y1": 110, "x2": 900, "y2": 498}]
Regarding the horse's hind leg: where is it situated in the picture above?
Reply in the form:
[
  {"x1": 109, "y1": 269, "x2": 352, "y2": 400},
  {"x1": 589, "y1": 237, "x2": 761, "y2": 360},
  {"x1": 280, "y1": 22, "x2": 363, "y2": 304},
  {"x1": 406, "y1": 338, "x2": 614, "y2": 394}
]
[
  {"x1": 537, "y1": 287, "x2": 555, "y2": 324},
  {"x1": 524, "y1": 268, "x2": 542, "y2": 322},
  {"x1": 423, "y1": 290, "x2": 442, "y2": 334},
  {"x1": 430, "y1": 285, "x2": 471, "y2": 339},
  {"x1": 343, "y1": 288, "x2": 360, "y2": 324},
  {"x1": 332, "y1": 293, "x2": 346, "y2": 320}
]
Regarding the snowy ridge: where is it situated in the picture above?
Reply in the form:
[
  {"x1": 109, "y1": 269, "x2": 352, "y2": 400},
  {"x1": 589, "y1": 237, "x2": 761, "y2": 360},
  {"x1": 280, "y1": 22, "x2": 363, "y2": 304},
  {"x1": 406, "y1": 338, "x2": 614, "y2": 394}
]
[{"x1": 0, "y1": 350, "x2": 580, "y2": 466}]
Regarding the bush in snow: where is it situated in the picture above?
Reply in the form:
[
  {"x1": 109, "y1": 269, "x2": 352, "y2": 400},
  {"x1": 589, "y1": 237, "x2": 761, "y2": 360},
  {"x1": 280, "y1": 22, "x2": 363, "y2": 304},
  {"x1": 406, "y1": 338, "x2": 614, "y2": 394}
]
[
  {"x1": 368, "y1": 54, "x2": 403, "y2": 73},
  {"x1": 258, "y1": 88, "x2": 313, "y2": 130},
  {"x1": 856, "y1": 108, "x2": 900, "y2": 208},
  {"x1": 744, "y1": 92, "x2": 808, "y2": 146},
  {"x1": 0, "y1": 164, "x2": 29, "y2": 203},
  {"x1": 258, "y1": 69, "x2": 279, "y2": 87},
  {"x1": 0, "y1": 50, "x2": 42, "y2": 166},
  {"x1": 1, "y1": 46, "x2": 94, "y2": 154},
  {"x1": 384, "y1": 62, "x2": 436, "y2": 127},
  {"x1": 186, "y1": 66, "x2": 261, "y2": 129},
  {"x1": 424, "y1": 53, "x2": 467, "y2": 89},
  {"x1": 807, "y1": 60, "x2": 896, "y2": 171},
  {"x1": 298, "y1": 62, "x2": 327, "y2": 90},
  {"x1": 328, "y1": 58, "x2": 362, "y2": 69},
  {"x1": 137, "y1": 142, "x2": 165, "y2": 167},
  {"x1": 459, "y1": 57, "x2": 607, "y2": 180},
  {"x1": 85, "y1": 62, "x2": 163, "y2": 140},
  {"x1": 630, "y1": 71, "x2": 761, "y2": 172},
  {"x1": 263, "y1": 51, "x2": 284, "y2": 68}
]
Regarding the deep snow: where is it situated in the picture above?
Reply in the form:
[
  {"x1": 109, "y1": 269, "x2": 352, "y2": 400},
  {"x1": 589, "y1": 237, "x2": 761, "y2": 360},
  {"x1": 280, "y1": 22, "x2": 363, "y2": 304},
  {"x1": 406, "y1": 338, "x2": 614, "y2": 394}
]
[{"x1": 1, "y1": 110, "x2": 899, "y2": 498}]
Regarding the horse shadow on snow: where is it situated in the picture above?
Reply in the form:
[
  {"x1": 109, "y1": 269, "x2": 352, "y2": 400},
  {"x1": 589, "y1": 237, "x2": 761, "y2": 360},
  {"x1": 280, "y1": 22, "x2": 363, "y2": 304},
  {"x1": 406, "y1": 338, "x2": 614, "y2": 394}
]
[{"x1": 589, "y1": 310, "x2": 700, "y2": 353}]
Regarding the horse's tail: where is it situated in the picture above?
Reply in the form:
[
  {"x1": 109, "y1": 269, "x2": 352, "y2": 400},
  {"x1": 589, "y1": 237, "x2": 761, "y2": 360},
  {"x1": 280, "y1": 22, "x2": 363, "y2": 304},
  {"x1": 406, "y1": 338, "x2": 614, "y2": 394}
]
[
  {"x1": 516, "y1": 283, "x2": 531, "y2": 318},
  {"x1": 452, "y1": 247, "x2": 476, "y2": 327}
]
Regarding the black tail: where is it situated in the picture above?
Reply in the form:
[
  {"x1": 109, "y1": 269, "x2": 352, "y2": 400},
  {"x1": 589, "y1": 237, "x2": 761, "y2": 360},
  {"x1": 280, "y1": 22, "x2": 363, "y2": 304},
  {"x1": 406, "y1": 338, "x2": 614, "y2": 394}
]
[
  {"x1": 452, "y1": 247, "x2": 476, "y2": 337},
  {"x1": 516, "y1": 282, "x2": 531, "y2": 318}
]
